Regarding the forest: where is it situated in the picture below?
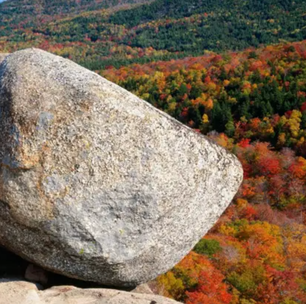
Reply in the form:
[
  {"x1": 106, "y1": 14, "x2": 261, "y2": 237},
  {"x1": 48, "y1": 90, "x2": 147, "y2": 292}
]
[
  {"x1": 103, "y1": 41, "x2": 306, "y2": 158},
  {"x1": 0, "y1": 0, "x2": 306, "y2": 303}
]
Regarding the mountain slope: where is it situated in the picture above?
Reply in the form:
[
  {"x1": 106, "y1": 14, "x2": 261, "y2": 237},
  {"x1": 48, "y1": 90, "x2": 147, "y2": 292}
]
[
  {"x1": 1, "y1": 0, "x2": 306, "y2": 68},
  {"x1": 0, "y1": 0, "x2": 150, "y2": 26},
  {"x1": 1, "y1": 0, "x2": 306, "y2": 69},
  {"x1": 109, "y1": 0, "x2": 306, "y2": 52},
  {"x1": 110, "y1": 0, "x2": 304, "y2": 26},
  {"x1": 0, "y1": 0, "x2": 150, "y2": 15}
]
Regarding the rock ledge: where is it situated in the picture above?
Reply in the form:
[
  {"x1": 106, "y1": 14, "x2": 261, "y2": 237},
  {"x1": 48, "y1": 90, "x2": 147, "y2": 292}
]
[{"x1": 0, "y1": 281, "x2": 179, "y2": 304}]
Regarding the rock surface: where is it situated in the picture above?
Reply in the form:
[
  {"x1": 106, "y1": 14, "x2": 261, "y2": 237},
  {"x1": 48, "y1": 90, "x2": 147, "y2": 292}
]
[
  {"x1": 0, "y1": 48, "x2": 243, "y2": 286},
  {"x1": 0, "y1": 281, "x2": 180, "y2": 304},
  {"x1": 132, "y1": 283, "x2": 154, "y2": 295},
  {"x1": 0, "y1": 53, "x2": 8, "y2": 64}
]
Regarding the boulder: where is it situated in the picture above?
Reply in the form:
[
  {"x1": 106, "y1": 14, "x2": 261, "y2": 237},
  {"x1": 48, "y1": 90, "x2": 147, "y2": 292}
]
[
  {"x1": 0, "y1": 281, "x2": 180, "y2": 304},
  {"x1": 0, "y1": 48, "x2": 243, "y2": 286}
]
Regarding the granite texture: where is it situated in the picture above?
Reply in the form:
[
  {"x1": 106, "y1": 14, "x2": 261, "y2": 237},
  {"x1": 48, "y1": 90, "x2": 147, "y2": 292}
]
[{"x1": 0, "y1": 48, "x2": 243, "y2": 286}]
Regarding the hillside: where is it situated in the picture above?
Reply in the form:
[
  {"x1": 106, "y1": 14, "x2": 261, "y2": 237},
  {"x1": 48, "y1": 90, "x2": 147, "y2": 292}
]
[
  {"x1": 109, "y1": 0, "x2": 306, "y2": 50},
  {"x1": 0, "y1": 0, "x2": 306, "y2": 69},
  {"x1": 0, "y1": 0, "x2": 150, "y2": 39},
  {"x1": 0, "y1": 0, "x2": 150, "y2": 19}
]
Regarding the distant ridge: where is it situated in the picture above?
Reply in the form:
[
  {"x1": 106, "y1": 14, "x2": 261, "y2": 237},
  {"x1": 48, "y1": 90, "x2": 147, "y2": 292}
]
[{"x1": 0, "y1": 0, "x2": 306, "y2": 69}]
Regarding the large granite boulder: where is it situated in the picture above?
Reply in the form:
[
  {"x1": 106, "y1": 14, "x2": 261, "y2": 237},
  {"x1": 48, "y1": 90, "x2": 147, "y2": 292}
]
[
  {"x1": 0, "y1": 281, "x2": 180, "y2": 304},
  {"x1": 0, "y1": 48, "x2": 243, "y2": 287}
]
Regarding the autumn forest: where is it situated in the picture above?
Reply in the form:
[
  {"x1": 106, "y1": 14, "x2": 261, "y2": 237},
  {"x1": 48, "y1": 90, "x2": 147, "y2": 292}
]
[{"x1": 1, "y1": 0, "x2": 306, "y2": 303}]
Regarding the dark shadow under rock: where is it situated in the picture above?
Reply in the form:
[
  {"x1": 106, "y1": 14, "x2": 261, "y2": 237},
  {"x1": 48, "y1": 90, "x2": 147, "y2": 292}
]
[
  {"x1": 0, "y1": 246, "x2": 27, "y2": 278},
  {"x1": 0, "y1": 246, "x2": 133, "y2": 290}
]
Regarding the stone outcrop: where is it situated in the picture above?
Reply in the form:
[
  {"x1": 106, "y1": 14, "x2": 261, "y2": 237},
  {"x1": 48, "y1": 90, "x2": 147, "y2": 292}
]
[
  {"x1": 0, "y1": 48, "x2": 243, "y2": 287},
  {"x1": 0, "y1": 281, "x2": 180, "y2": 304}
]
